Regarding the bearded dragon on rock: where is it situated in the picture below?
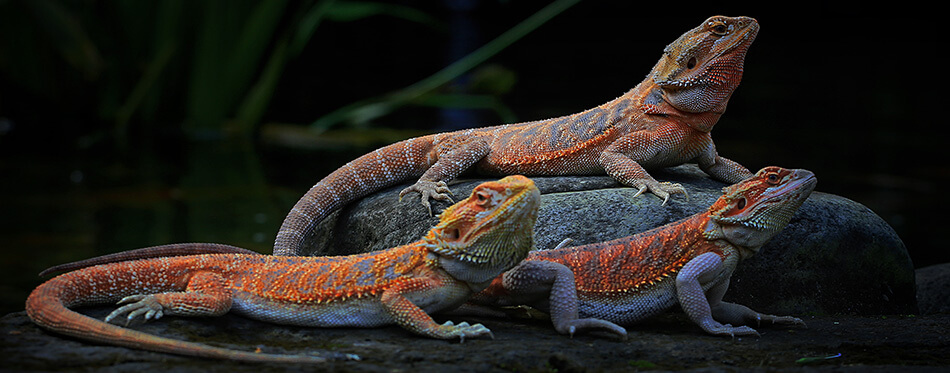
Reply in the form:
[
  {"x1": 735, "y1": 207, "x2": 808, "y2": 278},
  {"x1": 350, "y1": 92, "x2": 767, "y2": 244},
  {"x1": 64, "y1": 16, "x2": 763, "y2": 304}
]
[
  {"x1": 466, "y1": 167, "x2": 816, "y2": 337},
  {"x1": 276, "y1": 15, "x2": 759, "y2": 256},
  {"x1": 26, "y1": 176, "x2": 551, "y2": 363}
]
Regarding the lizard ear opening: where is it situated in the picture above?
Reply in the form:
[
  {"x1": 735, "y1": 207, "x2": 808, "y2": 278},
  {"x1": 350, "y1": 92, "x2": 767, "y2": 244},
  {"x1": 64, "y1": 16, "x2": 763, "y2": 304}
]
[{"x1": 736, "y1": 197, "x2": 747, "y2": 210}]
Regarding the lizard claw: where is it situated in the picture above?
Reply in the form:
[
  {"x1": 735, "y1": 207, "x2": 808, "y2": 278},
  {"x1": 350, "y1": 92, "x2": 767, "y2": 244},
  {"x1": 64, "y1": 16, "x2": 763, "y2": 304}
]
[
  {"x1": 703, "y1": 322, "x2": 760, "y2": 337},
  {"x1": 106, "y1": 294, "x2": 165, "y2": 326},
  {"x1": 557, "y1": 318, "x2": 628, "y2": 340},
  {"x1": 399, "y1": 181, "x2": 454, "y2": 215},
  {"x1": 550, "y1": 238, "x2": 574, "y2": 250},
  {"x1": 631, "y1": 180, "x2": 687, "y2": 205},
  {"x1": 439, "y1": 320, "x2": 494, "y2": 342},
  {"x1": 758, "y1": 314, "x2": 806, "y2": 328}
]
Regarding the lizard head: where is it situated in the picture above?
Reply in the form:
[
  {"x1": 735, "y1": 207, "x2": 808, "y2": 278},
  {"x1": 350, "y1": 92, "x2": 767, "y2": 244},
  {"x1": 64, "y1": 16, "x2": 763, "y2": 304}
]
[
  {"x1": 651, "y1": 16, "x2": 758, "y2": 115},
  {"x1": 703, "y1": 166, "x2": 816, "y2": 259},
  {"x1": 425, "y1": 175, "x2": 540, "y2": 284}
]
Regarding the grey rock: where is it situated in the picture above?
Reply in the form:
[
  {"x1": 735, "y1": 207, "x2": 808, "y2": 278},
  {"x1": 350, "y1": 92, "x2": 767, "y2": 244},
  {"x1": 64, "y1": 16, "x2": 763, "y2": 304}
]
[
  {"x1": 304, "y1": 165, "x2": 916, "y2": 315},
  {"x1": 917, "y1": 263, "x2": 950, "y2": 314}
]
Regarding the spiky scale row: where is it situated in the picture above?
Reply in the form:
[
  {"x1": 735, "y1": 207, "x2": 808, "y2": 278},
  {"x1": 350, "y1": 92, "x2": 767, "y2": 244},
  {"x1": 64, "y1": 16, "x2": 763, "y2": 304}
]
[
  {"x1": 26, "y1": 175, "x2": 542, "y2": 363},
  {"x1": 274, "y1": 16, "x2": 759, "y2": 256}
]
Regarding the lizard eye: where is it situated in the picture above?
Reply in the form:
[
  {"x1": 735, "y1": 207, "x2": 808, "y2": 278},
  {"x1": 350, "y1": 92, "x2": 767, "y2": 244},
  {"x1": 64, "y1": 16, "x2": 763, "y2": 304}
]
[
  {"x1": 736, "y1": 197, "x2": 747, "y2": 210},
  {"x1": 711, "y1": 23, "x2": 728, "y2": 36},
  {"x1": 767, "y1": 173, "x2": 780, "y2": 184},
  {"x1": 474, "y1": 191, "x2": 490, "y2": 205}
]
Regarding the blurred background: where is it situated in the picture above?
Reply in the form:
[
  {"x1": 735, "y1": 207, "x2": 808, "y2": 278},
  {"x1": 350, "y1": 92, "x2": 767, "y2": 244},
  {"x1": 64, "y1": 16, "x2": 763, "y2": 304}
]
[{"x1": 0, "y1": 1, "x2": 944, "y2": 315}]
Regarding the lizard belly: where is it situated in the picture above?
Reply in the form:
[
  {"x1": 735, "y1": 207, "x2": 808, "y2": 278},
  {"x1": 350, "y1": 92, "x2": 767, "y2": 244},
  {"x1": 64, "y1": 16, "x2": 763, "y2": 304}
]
[
  {"x1": 404, "y1": 282, "x2": 475, "y2": 315},
  {"x1": 230, "y1": 290, "x2": 393, "y2": 328},
  {"x1": 576, "y1": 280, "x2": 678, "y2": 325}
]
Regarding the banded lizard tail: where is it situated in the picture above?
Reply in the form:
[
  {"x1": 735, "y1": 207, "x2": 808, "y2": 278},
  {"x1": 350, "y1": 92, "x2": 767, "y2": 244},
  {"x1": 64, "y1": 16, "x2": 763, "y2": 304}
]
[
  {"x1": 26, "y1": 175, "x2": 541, "y2": 363},
  {"x1": 276, "y1": 16, "x2": 759, "y2": 256},
  {"x1": 468, "y1": 167, "x2": 816, "y2": 337}
]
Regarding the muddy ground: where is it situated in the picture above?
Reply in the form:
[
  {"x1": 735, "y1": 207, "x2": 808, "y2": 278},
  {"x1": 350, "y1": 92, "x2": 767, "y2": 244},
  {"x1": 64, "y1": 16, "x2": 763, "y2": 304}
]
[{"x1": 2, "y1": 306, "x2": 947, "y2": 372}]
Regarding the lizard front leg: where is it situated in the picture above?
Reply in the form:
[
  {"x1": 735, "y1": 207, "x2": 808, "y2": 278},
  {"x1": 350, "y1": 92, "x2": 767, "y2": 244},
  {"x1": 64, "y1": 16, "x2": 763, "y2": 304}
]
[
  {"x1": 399, "y1": 138, "x2": 491, "y2": 215},
  {"x1": 105, "y1": 271, "x2": 232, "y2": 325},
  {"x1": 675, "y1": 252, "x2": 758, "y2": 336},
  {"x1": 599, "y1": 133, "x2": 687, "y2": 205},
  {"x1": 705, "y1": 278, "x2": 806, "y2": 329},
  {"x1": 695, "y1": 142, "x2": 753, "y2": 184},
  {"x1": 379, "y1": 277, "x2": 492, "y2": 342}
]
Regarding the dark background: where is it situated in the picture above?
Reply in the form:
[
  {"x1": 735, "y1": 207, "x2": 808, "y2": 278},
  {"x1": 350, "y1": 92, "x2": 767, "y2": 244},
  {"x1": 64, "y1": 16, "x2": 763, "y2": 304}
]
[{"x1": 0, "y1": 1, "x2": 944, "y2": 315}]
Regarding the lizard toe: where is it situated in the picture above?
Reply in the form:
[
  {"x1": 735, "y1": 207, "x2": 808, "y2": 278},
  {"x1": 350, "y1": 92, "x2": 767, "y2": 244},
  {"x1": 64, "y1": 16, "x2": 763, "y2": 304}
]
[
  {"x1": 558, "y1": 318, "x2": 628, "y2": 340},
  {"x1": 105, "y1": 294, "x2": 164, "y2": 325},
  {"x1": 440, "y1": 320, "x2": 494, "y2": 342},
  {"x1": 768, "y1": 315, "x2": 806, "y2": 327}
]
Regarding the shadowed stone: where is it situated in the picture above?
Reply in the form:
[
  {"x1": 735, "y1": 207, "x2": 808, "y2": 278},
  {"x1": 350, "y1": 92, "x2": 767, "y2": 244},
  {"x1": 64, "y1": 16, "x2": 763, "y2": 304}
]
[{"x1": 304, "y1": 165, "x2": 916, "y2": 315}]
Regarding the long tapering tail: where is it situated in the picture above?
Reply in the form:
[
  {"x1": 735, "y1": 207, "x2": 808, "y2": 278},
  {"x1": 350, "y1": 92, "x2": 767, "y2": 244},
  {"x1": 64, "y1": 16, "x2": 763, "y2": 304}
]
[
  {"x1": 273, "y1": 135, "x2": 436, "y2": 256},
  {"x1": 25, "y1": 271, "x2": 331, "y2": 363}
]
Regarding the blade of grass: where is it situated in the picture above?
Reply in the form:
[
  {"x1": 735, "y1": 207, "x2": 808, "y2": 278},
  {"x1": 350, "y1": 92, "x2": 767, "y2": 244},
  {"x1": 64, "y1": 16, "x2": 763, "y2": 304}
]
[
  {"x1": 234, "y1": 0, "x2": 337, "y2": 134},
  {"x1": 187, "y1": 1, "x2": 287, "y2": 136},
  {"x1": 308, "y1": 0, "x2": 581, "y2": 132}
]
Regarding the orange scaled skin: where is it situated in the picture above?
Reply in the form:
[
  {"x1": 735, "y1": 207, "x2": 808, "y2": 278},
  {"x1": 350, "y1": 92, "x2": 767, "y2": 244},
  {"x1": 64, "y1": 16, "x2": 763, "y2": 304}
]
[
  {"x1": 276, "y1": 16, "x2": 759, "y2": 256},
  {"x1": 470, "y1": 167, "x2": 816, "y2": 337},
  {"x1": 26, "y1": 176, "x2": 540, "y2": 363}
]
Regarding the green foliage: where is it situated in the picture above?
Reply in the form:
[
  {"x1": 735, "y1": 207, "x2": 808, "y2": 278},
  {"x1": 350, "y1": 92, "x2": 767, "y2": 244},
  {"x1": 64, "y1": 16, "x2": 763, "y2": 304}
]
[
  {"x1": 309, "y1": 0, "x2": 580, "y2": 133},
  {"x1": 0, "y1": 0, "x2": 579, "y2": 146}
]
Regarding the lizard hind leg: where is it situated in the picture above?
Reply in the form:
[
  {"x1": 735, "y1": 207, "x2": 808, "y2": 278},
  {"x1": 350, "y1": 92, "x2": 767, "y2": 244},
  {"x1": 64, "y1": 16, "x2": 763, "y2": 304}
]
[
  {"x1": 504, "y1": 260, "x2": 628, "y2": 340},
  {"x1": 105, "y1": 271, "x2": 232, "y2": 326},
  {"x1": 398, "y1": 138, "x2": 490, "y2": 215}
]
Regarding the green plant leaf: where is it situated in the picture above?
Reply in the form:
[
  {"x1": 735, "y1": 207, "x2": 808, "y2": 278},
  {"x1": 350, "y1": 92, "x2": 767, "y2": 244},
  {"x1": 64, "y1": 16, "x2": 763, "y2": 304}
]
[
  {"x1": 309, "y1": 0, "x2": 581, "y2": 133},
  {"x1": 326, "y1": 1, "x2": 442, "y2": 28}
]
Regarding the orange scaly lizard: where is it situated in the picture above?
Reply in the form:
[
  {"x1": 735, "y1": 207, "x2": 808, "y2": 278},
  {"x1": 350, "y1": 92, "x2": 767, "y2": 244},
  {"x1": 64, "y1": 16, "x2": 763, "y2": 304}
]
[
  {"x1": 468, "y1": 167, "x2": 816, "y2": 337},
  {"x1": 276, "y1": 16, "x2": 759, "y2": 256},
  {"x1": 26, "y1": 175, "x2": 540, "y2": 363}
]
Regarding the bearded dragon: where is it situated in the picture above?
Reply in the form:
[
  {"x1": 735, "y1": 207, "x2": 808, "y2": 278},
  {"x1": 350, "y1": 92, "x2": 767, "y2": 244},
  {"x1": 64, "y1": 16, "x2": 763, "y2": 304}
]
[
  {"x1": 26, "y1": 175, "x2": 541, "y2": 363},
  {"x1": 275, "y1": 15, "x2": 759, "y2": 256},
  {"x1": 468, "y1": 167, "x2": 815, "y2": 337}
]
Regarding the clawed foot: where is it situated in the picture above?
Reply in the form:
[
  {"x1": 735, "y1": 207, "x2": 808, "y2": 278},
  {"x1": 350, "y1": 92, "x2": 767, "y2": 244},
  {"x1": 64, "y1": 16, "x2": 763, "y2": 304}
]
[
  {"x1": 702, "y1": 321, "x2": 760, "y2": 337},
  {"x1": 399, "y1": 180, "x2": 454, "y2": 215},
  {"x1": 756, "y1": 314, "x2": 807, "y2": 328},
  {"x1": 439, "y1": 320, "x2": 494, "y2": 342},
  {"x1": 559, "y1": 318, "x2": 628, "y2": 340},
  {"x1": 632, "y1": 180, "x2": 688, "y2": 205},
  {"x1": 105, "y1": 294, "x2": 164, "y2": 326}
]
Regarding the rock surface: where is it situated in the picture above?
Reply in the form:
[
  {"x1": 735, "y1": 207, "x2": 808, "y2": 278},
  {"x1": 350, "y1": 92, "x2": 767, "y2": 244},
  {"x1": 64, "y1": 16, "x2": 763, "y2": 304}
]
[
  {"x1": 916, "y1": 263, "x2": 950, "y2": 314},
  {"x1": 305, "y1": 165, "x2": 917, "y2": 315}
]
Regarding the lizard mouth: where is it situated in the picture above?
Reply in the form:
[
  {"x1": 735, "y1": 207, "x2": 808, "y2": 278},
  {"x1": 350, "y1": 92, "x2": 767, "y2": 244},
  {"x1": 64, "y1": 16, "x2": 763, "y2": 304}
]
[
  {"x1": 733, "y1": 170, "x2": 816, "y2": 230},
  {"x1": 761, "y1": 171, "x2": 817, "y2": 205},
  {"x1": 429, "y1": 176, "x2": 540, "y2": 265}
]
